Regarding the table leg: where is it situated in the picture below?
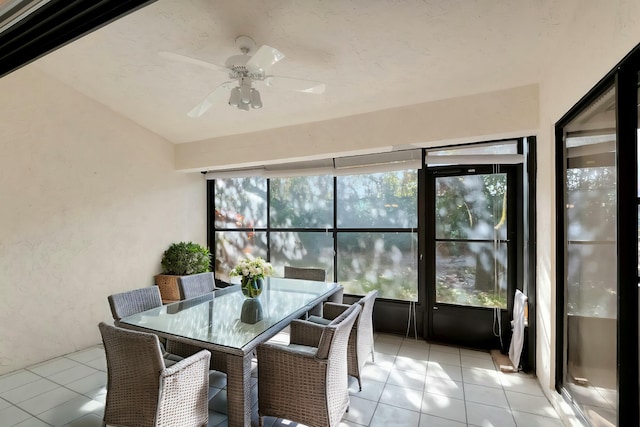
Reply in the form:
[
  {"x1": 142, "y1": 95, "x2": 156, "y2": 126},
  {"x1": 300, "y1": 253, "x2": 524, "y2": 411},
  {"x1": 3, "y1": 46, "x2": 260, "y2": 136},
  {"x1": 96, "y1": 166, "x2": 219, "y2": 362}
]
[{"x1": 225, "y1": 353, "x2": 253, "y2": 427}]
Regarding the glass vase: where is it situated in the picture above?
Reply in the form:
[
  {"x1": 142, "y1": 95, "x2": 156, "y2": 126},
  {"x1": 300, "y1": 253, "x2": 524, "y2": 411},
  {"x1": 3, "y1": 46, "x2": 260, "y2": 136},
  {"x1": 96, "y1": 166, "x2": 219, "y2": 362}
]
[{"x1": 241, "y1": 276, "x2": 263, "y2": 298}]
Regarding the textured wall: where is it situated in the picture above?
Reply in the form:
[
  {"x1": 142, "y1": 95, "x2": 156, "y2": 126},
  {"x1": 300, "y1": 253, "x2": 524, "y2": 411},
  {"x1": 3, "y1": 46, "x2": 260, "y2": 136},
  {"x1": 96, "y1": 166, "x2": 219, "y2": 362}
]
[{"x1": 0, "y1": 67, "x2": 206, "y2": 374}]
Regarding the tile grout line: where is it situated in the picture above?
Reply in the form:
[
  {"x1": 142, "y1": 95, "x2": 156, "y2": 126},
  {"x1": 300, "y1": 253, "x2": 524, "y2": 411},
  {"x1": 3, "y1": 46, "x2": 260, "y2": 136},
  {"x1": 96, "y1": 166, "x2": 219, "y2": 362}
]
[
  {"x1": 9, "y1": 352, "x2": 107, "y2": 425},
  {"x1": 500, "y1": 372, "x2": 518, "y2": 427},
  {"x1": 463, "y1": 352, "x2": 469, "y2": 426},
  {"x1": 415, "y1": 338, "x2": 429, "y2": 426}
]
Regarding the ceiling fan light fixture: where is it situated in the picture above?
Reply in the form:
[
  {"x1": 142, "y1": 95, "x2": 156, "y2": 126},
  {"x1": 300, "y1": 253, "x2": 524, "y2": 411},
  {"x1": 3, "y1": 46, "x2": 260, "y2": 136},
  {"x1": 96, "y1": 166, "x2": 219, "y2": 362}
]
[
  {"x1": 240, "y1": 87, "x2": 251, "y2": 104},
  {"x1": 228, "y1": 85, "x2": 262, "y2": 110},
  {"x1": 250, "y1": 89, "x2": 262, "y2": 109},
  {"x1": 239, "y1": 78, "x2": 252, "y2": 105},
  {"x1": 228, "y1": 87, "x2": 240, "y2": 107},
  {"x1": 228, "y1": 76, "x2": 262, "y2": 110}
]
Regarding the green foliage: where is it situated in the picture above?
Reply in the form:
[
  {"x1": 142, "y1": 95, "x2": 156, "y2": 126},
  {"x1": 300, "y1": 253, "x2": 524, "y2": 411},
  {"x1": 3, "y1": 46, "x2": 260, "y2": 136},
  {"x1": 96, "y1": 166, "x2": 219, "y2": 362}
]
[
  {"x1": 270, "y1": 176, "x2": 333, "y2": 228},
  {"x1": 435, "y1": 174, "x2": 506, "y2": 240},
  {"x1": 336, "y1": 171, "x2": 418, "y2": 228},
  {"x1": 436, "y1": 280, "x2": 506, "y2": 308},
  {"x1": 161, "y1": 242, "x2": 211, "y2": 275},
  {"x1": 341, "y1": 274, "x2": 417, "y2": 301}
]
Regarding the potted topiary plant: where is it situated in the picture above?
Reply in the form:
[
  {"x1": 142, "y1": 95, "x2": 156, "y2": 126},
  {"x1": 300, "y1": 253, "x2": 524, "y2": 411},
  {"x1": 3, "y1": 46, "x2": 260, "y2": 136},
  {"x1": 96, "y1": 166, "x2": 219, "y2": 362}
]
[{"x1": 154, "y1": 241, "x2": 212, "y2": 303}]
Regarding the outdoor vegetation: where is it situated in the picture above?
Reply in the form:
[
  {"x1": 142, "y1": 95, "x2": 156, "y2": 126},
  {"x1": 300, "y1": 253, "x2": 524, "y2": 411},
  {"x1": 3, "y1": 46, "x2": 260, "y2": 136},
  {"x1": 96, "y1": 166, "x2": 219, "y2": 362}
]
[
  {"x1": 434, "y1": 173, "x2": 508, "y2": 309},
  {"x1": 213, "y1": 172, "x2": 418, "y2": 300},
  {"x1": 212, "y1": 168, "x2": 512, "y2": 306},
  {"x1": 565, "y1": 164, "x2": 617, "y2": 318}
]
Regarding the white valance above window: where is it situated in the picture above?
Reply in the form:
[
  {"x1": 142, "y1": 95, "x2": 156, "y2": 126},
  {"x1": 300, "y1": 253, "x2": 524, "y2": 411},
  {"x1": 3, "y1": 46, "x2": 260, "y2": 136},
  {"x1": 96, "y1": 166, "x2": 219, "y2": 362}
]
[
  {"x1": 203, "y1": 149, "x2": 422, "y2": 179},
  {"x1": 425, "y1": 154, "x2": 524, "y2": 165},
  {"x1": 425, "y1": 140, "x2": 523, "y2": 166}
]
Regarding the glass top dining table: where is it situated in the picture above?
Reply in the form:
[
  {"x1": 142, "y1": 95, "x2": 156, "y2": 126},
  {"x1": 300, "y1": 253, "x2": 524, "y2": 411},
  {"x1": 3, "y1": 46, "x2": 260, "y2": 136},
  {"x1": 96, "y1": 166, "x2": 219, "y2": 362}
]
[
  {"x1": 121, "y1": 277, "x2": 342, "y2": 355},
  {"x1": 119, "y1": 277, "x2": 343, "y2": 427}
]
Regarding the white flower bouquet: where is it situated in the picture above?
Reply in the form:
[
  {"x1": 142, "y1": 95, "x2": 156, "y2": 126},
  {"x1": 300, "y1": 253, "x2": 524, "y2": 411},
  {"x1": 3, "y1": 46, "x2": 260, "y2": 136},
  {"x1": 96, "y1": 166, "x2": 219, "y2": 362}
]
[{"x1": 230, "y1": 257, "x2": 273, "y2": 281}]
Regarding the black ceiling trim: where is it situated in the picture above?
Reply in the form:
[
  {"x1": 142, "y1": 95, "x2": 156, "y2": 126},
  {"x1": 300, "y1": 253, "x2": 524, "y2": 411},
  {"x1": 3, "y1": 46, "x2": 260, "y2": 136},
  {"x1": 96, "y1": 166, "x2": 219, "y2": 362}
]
[{"x1": 0, "y1": 0, "x2": 156, "y2": 79}]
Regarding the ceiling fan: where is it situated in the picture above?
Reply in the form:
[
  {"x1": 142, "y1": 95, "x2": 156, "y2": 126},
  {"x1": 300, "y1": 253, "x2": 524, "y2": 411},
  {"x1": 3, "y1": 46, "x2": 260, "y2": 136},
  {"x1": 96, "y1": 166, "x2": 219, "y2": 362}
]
[{"x1": 160, "y1": 36, "x2": 326, "y2": 116}]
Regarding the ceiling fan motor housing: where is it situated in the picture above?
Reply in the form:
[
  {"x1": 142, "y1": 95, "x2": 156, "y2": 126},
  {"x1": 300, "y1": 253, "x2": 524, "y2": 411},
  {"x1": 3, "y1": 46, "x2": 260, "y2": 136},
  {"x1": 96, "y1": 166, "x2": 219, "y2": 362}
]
[{"x1": 225, "y1": 55, "x2": 264, "y2": 80}]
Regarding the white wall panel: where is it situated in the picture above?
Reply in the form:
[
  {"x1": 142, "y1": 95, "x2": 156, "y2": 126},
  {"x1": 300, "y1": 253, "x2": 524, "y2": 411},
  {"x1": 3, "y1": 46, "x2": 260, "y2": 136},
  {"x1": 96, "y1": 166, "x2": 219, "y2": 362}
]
[{"x1": 0, "y1": 67, "x2": 205, "y2": 374}]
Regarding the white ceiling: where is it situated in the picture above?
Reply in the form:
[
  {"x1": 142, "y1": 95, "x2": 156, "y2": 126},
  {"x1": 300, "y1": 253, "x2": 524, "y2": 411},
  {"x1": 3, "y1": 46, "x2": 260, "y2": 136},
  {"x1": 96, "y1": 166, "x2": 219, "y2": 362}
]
[{"x1": 31, "y1": 0, "x2": 570, "y2": 144}]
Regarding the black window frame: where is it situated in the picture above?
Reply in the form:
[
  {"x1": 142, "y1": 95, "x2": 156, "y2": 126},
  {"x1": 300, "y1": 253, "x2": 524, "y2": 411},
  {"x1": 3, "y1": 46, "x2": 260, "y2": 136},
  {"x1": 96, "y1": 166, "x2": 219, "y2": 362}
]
[{"x1": 207, "y1": 171, "x2": 420, "y2": 303}]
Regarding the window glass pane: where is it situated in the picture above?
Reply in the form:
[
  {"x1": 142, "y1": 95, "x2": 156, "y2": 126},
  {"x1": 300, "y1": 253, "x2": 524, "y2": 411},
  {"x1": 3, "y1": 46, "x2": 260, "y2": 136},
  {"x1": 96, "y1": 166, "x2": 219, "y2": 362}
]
[
  {"x1": 270, "y1": 176, "x2": 333, "y2": 228},
  {"x1": 435, "y1": 241, "x2": 507, "y2": 308},
  {"x1": 214, "y1": 231, "x2": 267, "y2": 283},
  {"x1": 269, "y1": 231, "x2": 334, "y2": 278},
  {"x1": 566, "y1": 167, "x2": 616, "y2": 242},
  {"x1": 214, "y1": 178, "x2": 267, "y2": 228},
  {"x1": 337, "y1": 232, "x2": 417, "y2": 301},
  {"x1": 566, "y1": 243, "x2": 616, "y2": 317},
  {"x1": 337, "y1": 170, "x2": 417, "y2": 228},
  {"x1": 436, "y1": 174, "x2": 507, "y2": 240}
]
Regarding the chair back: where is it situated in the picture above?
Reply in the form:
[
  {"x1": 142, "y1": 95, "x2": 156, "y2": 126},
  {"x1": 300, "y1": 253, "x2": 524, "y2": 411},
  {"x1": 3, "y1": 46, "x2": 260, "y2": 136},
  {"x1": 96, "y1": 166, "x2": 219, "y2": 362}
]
[
  {"x1": 355, "y1": 290, "x2": 378, "y2": 367},
  {"x1": 284, "y1": 267, "x2": 328, "y2": 316},
  {"x1": 108, "y1": 286, "x2": 163, "y2": 323},
  {"x1": 316, "y1": 303, "x2": 361, "y2": 360},
  {"x1": 284, "y1": 266, "x2": 326, "y2": 282},
  {"x1": 315, "y1": 303, "x2": 361, "y2": 426},
  {"x1": 99, "y1": 322, "x2": 165, "y2": 427},
  {"x1": 178, "y1": 272, "x2": 215, "y2": 299}
]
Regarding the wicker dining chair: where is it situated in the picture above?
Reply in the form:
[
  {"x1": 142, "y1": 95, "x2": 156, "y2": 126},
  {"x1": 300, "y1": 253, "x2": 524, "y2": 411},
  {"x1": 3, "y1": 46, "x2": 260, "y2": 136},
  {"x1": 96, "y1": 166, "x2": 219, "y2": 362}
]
[
  {"x1": 107, "y1": 286, "x2": 165, "y2": 326},
  {"x1": 107, "y1": 286, "x2": 197, "y2": 365},
  {"x1": 308, "y1": 290, "x2": 378, "y2": 391},
  {"x1": 98, "y1": 322, "x2": 210, "y2": 427},
  {"x1": 257, "y1": 303, "x2": 362, "y2": 427},
  {"x1": 178, "y1": 272, "x2": 216, "y2": 300},
  {"x1": 284, "y1": 266, "x2": 343, "y2": 317}
]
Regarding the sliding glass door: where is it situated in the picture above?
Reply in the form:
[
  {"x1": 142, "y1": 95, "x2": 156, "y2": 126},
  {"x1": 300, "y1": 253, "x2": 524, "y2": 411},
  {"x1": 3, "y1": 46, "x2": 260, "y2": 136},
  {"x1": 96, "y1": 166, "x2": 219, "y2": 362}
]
[
  {"x1": 556, "y1": 44, "x2": 640, "y2": 426},
  {"x1": 563, "y1": 102, "x2": 618, "y2": 424}
]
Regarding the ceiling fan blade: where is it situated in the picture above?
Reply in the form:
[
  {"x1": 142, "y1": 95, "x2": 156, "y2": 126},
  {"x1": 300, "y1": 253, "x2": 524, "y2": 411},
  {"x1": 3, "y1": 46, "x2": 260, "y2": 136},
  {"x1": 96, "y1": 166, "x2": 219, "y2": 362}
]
[
  {"x1": 159, "y1": 51, "x2": 227, "y2": 73},
  {"x1": 263, "y1": 76, "x2": 326, "y2": 94},
  {"x1": 187, "y1": 81, "x2": 235, "y2": 118},
  {"x1": 246, "y1": 45, "x2": 285, "y2": 75}
]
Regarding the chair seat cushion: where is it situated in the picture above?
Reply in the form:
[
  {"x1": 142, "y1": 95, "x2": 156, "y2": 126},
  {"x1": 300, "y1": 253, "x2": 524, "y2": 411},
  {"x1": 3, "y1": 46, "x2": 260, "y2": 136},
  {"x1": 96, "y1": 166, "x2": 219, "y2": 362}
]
[
  {"x1": 286, "y1": 343, "x2": 318, "y2": 355},
  {"x1": 163, "y1": 352, "x2": 184, "y2": 362},
  {"x1": 307, "y1": 315, "x2": 331, "y2": 325}
]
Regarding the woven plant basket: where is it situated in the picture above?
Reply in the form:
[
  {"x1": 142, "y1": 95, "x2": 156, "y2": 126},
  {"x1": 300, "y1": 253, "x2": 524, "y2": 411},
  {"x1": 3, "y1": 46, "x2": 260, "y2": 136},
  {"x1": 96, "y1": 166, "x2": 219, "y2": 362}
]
[{"x1": 154, "y1": 274, "x2": 181, "y2": 303}]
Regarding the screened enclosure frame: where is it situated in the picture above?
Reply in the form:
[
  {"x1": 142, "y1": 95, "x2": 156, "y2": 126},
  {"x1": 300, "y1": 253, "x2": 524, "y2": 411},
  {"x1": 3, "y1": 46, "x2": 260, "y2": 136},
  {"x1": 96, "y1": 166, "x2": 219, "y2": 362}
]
[
  {"x1": 207, "y1": 139, "x2": 536, "y2": 352},
  {"x1": 207, "y1": 171, "x2": 420, "y2": 304}
]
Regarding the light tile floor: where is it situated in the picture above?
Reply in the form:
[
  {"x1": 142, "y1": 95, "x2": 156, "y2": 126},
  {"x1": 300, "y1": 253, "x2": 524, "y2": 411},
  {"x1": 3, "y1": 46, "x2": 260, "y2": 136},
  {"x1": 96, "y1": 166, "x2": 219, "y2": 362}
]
[{"x1": 0, "y1": 332, "x2": 565, "y2": 427}]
